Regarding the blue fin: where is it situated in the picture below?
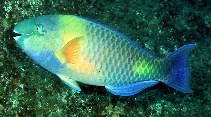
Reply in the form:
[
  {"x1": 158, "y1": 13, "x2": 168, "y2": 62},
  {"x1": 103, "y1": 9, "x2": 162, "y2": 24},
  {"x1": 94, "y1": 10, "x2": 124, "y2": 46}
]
[
  {"x1": 105, "y1": 80, "x2": 158, "y2": 96},
  {"x1": 164, "y1": 44, "x2": 197, "y2": 93}
]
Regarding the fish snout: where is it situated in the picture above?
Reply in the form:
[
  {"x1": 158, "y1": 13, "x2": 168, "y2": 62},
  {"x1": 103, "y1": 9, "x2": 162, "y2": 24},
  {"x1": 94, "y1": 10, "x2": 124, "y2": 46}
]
[{"x1": 13, "y1": 29, "x2": 22, "y2": 41}]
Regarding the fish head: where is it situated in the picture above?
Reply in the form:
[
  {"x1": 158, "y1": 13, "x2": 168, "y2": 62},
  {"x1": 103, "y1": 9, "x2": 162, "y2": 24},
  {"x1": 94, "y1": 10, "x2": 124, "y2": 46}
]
[{"x1": 13, "y1": 15, "x2": 62, "y2": 63}]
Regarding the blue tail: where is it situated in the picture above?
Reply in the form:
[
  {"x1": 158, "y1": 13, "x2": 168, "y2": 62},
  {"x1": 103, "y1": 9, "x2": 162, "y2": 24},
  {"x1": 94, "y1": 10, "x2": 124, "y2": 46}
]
[{"x1": 164, "y1": 44, "x2": 197, "y2": 93}]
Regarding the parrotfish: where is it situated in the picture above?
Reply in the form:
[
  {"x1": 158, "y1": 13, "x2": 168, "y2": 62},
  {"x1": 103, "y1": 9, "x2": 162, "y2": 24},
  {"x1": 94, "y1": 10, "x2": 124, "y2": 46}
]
[{"x1": 13, "y1": 15, "x2": 196, "y2": 96}]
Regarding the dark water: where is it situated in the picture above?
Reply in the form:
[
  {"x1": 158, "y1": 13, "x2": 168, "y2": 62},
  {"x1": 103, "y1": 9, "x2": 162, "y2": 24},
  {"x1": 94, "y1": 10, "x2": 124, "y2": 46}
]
[{"x1": 0, "y1": 0, "x2": 210, "y2": 116}]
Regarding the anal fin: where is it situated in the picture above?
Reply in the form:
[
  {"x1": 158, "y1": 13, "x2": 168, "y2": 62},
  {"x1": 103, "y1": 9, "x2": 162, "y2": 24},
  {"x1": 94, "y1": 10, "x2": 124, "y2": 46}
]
[{"x1": 105, "y1": 80, "x2": 158, "y2": 96}]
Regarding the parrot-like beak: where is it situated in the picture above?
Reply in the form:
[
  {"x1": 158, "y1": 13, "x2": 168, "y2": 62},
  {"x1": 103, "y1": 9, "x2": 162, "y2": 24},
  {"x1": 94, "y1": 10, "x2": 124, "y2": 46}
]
[{"x1": 13, "y1": 29, "x2": 22, "y2": 41}]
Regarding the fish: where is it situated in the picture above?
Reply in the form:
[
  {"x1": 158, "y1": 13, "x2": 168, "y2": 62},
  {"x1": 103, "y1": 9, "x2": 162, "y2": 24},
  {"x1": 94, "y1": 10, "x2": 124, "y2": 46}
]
[{"x1": 13, "y1": 15, "x2": 197, "y2": 96}]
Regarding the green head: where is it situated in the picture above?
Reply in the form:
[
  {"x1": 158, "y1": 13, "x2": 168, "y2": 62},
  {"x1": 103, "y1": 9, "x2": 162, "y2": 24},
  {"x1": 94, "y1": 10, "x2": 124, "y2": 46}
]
[
  {"x1": 14, "y1": 16, "x2": 62, "y2": 52},
  {"x1": 13, "y1": 15, "x2": 62, "y2": 63}
]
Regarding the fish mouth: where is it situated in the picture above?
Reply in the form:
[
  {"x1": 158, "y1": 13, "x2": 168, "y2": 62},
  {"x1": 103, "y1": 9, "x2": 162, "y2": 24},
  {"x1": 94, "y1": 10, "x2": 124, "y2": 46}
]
[{"x1": 13, "y1": 29, "x2": 22, "y2": 41}]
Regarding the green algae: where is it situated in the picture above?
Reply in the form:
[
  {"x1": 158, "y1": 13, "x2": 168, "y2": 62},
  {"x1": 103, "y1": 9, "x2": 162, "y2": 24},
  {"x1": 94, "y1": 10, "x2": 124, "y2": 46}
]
[{"x1": 0, "y1": 0, "x2": 210, "y2": 116}]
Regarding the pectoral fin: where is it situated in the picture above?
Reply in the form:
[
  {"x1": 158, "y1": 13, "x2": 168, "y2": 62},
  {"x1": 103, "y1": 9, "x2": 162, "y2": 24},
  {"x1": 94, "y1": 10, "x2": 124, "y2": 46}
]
[
  {"x1": 55, "y1": 36, "x2": 95, "y2": 73},
  {"x1": 55, "y1": 36, "x2": 83, "y2": 64},
  {"x1": 57, "y1": 74, "x2": 81, "y2": 92}
]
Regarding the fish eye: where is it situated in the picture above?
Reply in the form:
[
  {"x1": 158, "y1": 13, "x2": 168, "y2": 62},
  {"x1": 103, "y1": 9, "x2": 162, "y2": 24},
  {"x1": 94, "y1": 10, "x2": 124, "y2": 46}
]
[{"x1": 35, "y1": 24, "x2": 44, "y2": 33}]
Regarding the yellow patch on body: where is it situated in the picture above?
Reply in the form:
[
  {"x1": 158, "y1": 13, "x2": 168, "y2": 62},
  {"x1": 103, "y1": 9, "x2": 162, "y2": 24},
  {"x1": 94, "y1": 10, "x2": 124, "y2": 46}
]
[
  {"x1": 54, "y1": 16, "x2": 105, "y2": 85},
  {"x1": 55, "y1": 51, "x2": 66, "y2": 64},
  {"x1": 58, "y1": 15, "x2": 87, "y2": 48}
]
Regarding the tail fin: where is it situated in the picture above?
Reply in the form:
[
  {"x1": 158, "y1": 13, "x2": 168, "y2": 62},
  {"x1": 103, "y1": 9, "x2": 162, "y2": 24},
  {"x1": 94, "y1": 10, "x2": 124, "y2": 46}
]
[{"x1": 164, "y1": 44, "x2": 197, "y2": 93}]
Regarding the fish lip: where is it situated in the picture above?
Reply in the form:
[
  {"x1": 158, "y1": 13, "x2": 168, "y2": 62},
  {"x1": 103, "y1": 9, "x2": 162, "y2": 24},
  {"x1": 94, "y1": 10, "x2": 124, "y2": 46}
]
[
  {"x1": 14, "y1": 35, "x2": 21, "y2": 41},
  {"x1": 13, "y1": 29, "x2": 22, "y2": 41},
  {"x1": 13, "y1": 29, "x2": 19, "y2": 34}
]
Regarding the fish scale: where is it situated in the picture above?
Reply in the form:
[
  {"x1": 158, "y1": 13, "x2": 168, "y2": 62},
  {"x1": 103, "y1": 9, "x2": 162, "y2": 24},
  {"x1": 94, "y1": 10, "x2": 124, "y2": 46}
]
[
  {"x1": 14, "y1": 15, "x2": 196, "y2": 96},
  {"x1": 82, "y1": 21, "x2": 158, "y2": 86}
]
